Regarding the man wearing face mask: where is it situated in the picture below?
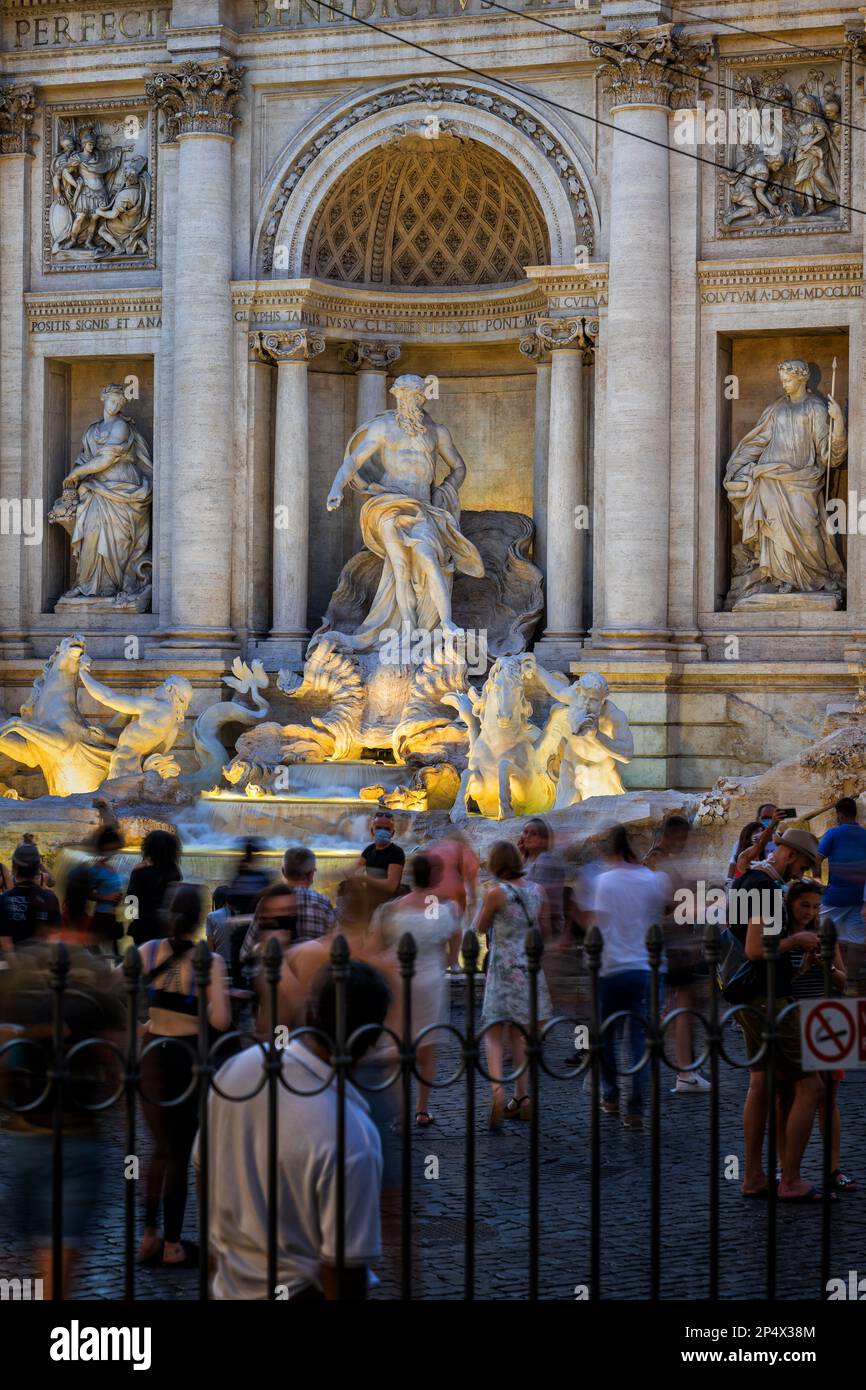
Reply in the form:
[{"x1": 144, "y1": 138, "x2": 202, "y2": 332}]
[{"x1": 353, "y1": 810, "x2": 406, "y2": 906}]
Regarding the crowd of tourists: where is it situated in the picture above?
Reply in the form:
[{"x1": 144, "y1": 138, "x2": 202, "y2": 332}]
[{"x1": 0, "y1": 794, "x2": 862, "y2": 1298}]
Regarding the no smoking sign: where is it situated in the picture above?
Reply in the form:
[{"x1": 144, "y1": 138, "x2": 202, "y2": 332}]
[{"x1": 800, "y1": 999, "x2": 866, "y2": 1070}]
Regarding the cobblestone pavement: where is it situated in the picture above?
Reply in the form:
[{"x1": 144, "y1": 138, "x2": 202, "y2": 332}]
[{"x1": 1, "y1": 964, "x2": 864, "y2": 1302}]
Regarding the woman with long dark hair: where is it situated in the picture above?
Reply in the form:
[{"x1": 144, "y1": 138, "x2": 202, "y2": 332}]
[
  {"x1": 126, "y1": 829, "x2": 183, "y2": 946},
  {"x1": 137, "y1": 884, "x2": 229, "y2": 1268}
]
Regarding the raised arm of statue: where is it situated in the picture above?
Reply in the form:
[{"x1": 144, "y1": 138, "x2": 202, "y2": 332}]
[
  {"x1": 78, "y1": 663, "x2": 147, "y2": 718},
  {"x1": 326, "y1": 428, "x2": 383, "y2": 511},
  {"x1": 593, "y1": 708, "x2": 635, "y2": 764}
]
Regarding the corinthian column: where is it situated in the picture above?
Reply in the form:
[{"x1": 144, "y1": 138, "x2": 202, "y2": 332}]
[
  {"x1": 588, "y1": 24, "x2": 712, "y2": 655},
  {"x1": 519, "y1": 334, "x2": 551, "y2": 583},
  {"x1": 146, "y1": 60, "x2": 245, "y2": 654},
  {"x1": 252, "y1": 329, "x2": 325, "y2": 663},
  {"x1": 0, "y1": 85, "x2": 38, "y2": 657},
  {"x1": 532, "y1": 318, "x2": 594, "y2": 667}
]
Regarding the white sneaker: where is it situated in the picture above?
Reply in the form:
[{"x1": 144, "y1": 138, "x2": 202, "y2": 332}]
[{"x1": 676, "y1": 1072, "x2": 711, "y2": 1093}]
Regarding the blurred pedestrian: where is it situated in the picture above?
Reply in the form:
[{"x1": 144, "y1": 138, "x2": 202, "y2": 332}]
[
  {"x1": 370, "y1": 852, "x2": 462, "y2": 1126},
  {"x1": 239, "y1": 846, "x2": 336, "y2": 961},
  {"x1": 352, "y1": 809, "x2": 406, "y2": 906},
  {"x1": 428, "y1": 827, "x2": 479, "y2": 968},
  {"x1": 220, "y1": 838, "x2": 272, "y2": 915},
  {"x1": 196, "y1": 958, "x2": 390, "y2": 1300},
  {"x1": 476, "y1": 839, "x2": 552, "y2": 1128},
  {"x1": 595, "y1": 825, "x2": 669, "y2": 1132},
  {"x1": 0, "y1": 841, "x2": 61, "y2": 955},
  {"x1": 125, "y1": 829, "x2": 183, "y2": 946},
  {"x1": 20, "y1": 833, "x2": 54, "y2": 887},
  {"x1": 817, "y1": 797, "x2": 866, "y2": 983},
  {"x1": 89, "y1": 825, "x2": 125, "y2": 954},
  {"x1": 519, "y1": 817, "x2": 567, "y2": 939},
  {"x1": 0, "y1": 869, "x2": 126, "y2": 1297},
  {"x1": 137, "y1": 884, "x2": 230, "y2": 1268}
]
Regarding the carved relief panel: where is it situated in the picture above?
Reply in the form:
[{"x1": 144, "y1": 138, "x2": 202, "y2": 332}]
[
  {"x1": 715, "y1": 50, "x2": 850, "y2": 238},
  {"x1": 43, "y1": 98, "x2": 156, "y2": 272}
]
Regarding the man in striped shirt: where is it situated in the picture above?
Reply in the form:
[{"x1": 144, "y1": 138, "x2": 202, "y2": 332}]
[{"x1": 240, "y1": 845, "x2": 336, "y2": 961}]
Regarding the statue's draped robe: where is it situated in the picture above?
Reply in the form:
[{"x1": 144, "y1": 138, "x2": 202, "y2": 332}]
[
  {"x1": 70, "y1": 417, "x2": 152, "y2": 597},
  {"x1": 326, "y1": 416, "x2": 484, "y2": 651},
  {"x1": 724, "y1": 392, "x2": 846, "y2": 593}
]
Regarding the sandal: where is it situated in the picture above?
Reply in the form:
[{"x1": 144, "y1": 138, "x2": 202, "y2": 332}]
[
  {"x1": 831, "y1": 1169, "x2": 858, "y2": 1191},
  {"x1": 778, "y1": 1186, "x2": 837, "y2": 1204},
  {"x1": 504, "y1": 1096, "x2": 531, "y2": 1121},
  {"x1": 488, "y1": 1091, "x2": 506, "y2": 1130},
  {"x1": 415, "y1": 1111, "x2": 434, "y2": 1127}
]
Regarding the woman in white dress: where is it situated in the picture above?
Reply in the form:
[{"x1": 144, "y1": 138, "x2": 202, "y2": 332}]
[
  {"x1": 371, "y1": 853, "x2": 462, "y2": 1127},
  {"x1": 475, "y1": 840, "x2": 552, "y2": 1128}
]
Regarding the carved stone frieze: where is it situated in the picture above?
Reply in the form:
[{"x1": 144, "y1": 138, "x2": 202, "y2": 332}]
[
  {"x1": 715, "y1": 50, "x2": 850, "y2": 239},
  {"x1": 43, "y1": 98, "x2": 155, "y2": 273}
]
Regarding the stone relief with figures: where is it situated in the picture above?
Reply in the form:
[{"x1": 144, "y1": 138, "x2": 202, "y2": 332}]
[
  {"x1": 717, "y1": 57, "x2": 849, "y2": 236},
  {"x1": 44, "y1": 104, "x2": 155, "y2": 271}
]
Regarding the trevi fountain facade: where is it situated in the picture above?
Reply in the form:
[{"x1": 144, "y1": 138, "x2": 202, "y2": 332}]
[{"x1": 1, "y1": 0, "x2": 866, "y2": 880}]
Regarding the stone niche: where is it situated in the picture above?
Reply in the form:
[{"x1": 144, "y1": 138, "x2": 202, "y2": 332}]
[
  {"x1": 305, "y1": 342, "x2": 537, "y2": 632},
  {"x1": 42, "y1": 355, "x2": 154, "y2": 613},
  {"x1": 715, "y1": 330, "x2": 849, "y2": 612}
]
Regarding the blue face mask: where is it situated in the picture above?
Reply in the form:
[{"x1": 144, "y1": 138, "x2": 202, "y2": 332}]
[
  {"x1": 374, "y1": 827, "x2": 393, "y2": 845},
  {"x1": 760, "y1": 817, "x2": 772, "y2": 828}
]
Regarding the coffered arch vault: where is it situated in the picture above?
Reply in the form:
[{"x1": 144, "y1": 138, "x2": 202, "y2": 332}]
[{"x1": 255, "y1": 79, "x2": 599, "y2": 280}]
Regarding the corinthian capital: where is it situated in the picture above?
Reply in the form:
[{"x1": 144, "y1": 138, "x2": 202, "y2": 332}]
[
  {"x1": 250, "y1": 329, "x2": 326, "y2": 365},
  {"x1": 589, "y1": 24, "x2": 714, "y2": 110},
  {"x1": 0, "y1": 84, "x2": 38, "y2": 155},
  {"x1": 146, "y1": 61, "x2": 245, "y2": 141}
]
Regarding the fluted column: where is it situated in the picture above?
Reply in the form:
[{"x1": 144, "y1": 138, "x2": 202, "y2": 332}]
[
  {"x1": 339, "y1": 341, "x2": 400, "y2": 552},
  {"x1": 0, "y1": 85, "x2": 37, "y2": 656},
  {"x1": 146, "y1": 60, "x2": 244, "y2": 654},
  {"x1": 588, "y1": 23, "x2": 712, "y2": 655},
  {"x1": 252, "y1": 329, "x2": 325, "y2": 661},
  {"x1": 533, "y1": 318, "x2": 594, "y2": 666},
  {"x1": 519, "y1": 334, "x2": 551, "y2": 582}
]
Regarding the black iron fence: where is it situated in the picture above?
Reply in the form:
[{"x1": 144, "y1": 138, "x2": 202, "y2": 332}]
[{"x1": 0, "y1": 920, "x2": 847, "y2": 1301}]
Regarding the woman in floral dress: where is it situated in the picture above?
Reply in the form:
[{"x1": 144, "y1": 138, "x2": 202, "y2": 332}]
[{"x1": 475, "y1": 840, "x2": 552, "y2": 1127}]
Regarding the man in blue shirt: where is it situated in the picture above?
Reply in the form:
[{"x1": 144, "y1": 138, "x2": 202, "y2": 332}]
[{"x1": 818, "y1": 798, "x2": 866, "y2": 974}]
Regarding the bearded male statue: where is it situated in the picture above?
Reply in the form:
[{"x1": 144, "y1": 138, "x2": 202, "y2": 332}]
[{"x1": 323, "y1": 373, "x2": 484, "y2": 650}]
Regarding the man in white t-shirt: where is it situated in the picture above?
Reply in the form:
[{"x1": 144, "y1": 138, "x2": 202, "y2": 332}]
[
  {"x1": 591, "y1": 831, "x2": 670, "y2": 1131},
  {"x1": 194, "y1": 958, "x2": 390, "y2": 1300}
]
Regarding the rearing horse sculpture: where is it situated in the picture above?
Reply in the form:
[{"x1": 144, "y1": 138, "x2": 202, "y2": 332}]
[
  {"x1": 0, "y1": 635, "x2": 112, "y2": 796},
  {"x1": 443, "y1": 653, "x2": 562, "y2": 819}
]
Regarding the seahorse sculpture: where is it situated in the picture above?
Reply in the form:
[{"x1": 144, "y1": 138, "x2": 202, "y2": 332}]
[{"x1": 189, "y1": 658, "x2": 270, "y2": 789}]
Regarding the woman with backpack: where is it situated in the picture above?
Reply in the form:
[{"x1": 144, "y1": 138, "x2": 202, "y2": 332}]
[{"x1": 475, "y1": 839, "x2": 551, "y2": 1128}]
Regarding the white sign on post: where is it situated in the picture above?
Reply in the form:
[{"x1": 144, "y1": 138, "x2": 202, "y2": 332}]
[{"x1": 799, "y1": 999, "x2": 866, "y2": 1070}]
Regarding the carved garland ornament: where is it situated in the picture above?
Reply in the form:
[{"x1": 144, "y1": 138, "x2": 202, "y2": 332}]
[{"x1": 261, "y1": 79, "x2": 595, "y2": 272}]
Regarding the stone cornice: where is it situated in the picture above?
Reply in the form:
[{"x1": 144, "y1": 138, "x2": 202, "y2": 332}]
[
  {"x1": 697, "y1": 256, "x2": 861, "y2": 304},
  {"x1": 145, "y1": 60, "x2": 245, "y2": 141},
  {"x1": 25, "y1": 289, "x2": 162, "y2": 333},
  {"x1": 588, "y1": 23, "x2": 714, "y2": 110},
  {"x1": 0, "y1": 82, "x2": 37, "y2": 155},
  {"x1": 232, "y1": 270, "x2": 607, "y2": 345}
]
